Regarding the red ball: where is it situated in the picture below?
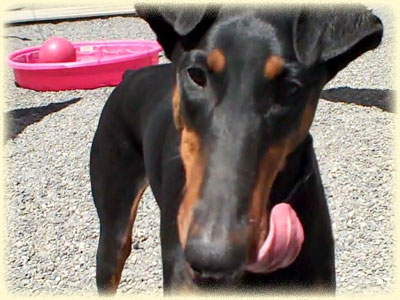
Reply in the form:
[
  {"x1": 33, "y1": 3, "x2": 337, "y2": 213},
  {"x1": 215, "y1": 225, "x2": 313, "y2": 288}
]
[{"x1": 39, "y1": 37, "x2": 76, "y2": 63}]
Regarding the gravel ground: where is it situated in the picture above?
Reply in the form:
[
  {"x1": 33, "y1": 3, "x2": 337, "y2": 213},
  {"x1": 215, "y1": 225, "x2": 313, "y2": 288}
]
[{"x1": 4, "y1": 5, "x2": 395, "y2": 297}]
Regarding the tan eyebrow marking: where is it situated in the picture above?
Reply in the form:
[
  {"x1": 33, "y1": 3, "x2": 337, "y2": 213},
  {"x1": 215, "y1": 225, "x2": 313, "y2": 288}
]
[
  {"x1": 264, "y1": 56, "x2": 285, "y2": 79},
  {"x1": 207, "y1": 49, "x2": 226, "y2": 73}
]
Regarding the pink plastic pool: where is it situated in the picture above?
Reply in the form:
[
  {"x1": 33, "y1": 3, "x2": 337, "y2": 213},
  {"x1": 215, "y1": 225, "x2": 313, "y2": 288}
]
[{"x1": 7, "y1": 40, "x2": 162, "y2": 91}]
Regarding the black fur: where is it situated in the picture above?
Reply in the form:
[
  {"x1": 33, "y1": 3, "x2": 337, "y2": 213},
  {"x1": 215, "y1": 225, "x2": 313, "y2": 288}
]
[{"x1": 90, "y1": 4, "x2": 383, "y2": 295}]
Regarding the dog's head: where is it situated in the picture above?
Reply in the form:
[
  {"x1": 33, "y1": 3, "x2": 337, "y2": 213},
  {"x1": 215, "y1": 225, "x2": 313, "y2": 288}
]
[{"x1": 137, "y1": 4, "x2": 382, "y2": 286}]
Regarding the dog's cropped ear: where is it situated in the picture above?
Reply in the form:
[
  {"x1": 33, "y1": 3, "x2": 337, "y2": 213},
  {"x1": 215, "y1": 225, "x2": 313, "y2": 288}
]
[
  {"x1": 135, "y1": 5, "x2": 219, "y2": 60},
  {"x1": 293, "y1": 5, "x2": 383, "y2": 81}
]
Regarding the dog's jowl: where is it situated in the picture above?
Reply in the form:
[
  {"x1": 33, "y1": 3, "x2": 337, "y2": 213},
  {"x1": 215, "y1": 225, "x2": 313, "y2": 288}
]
[{"x1": 90, "y1": 4, "x2": 383, "y2": 295}]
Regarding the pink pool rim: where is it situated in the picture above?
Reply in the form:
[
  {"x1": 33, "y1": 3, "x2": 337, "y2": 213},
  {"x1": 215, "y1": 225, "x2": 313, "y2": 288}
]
[{"x1": 7, "y1": 40, "x2": 162, "y2": 91}]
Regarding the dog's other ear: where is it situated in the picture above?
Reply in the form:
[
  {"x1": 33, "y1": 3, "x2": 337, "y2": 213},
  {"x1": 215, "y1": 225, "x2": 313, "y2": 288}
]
[
  {"x1": 293, "y1": 5, "x2": 383, "y2": 82},
  {"x1": 155, "y1": 8, "x2": 208, "y2": 36},
  {"x1": 136, "y1": 5, "x2": 219, "y2": 60}
]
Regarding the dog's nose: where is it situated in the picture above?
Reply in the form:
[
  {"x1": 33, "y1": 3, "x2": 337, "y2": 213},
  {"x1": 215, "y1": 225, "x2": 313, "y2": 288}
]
[{"x1": 184, "y1": 234, "x2": 246, "y2": 280}]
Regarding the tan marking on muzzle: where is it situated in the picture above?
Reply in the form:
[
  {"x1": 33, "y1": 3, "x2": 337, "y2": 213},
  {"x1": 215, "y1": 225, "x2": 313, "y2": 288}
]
[
  {"x1": 207, "y1": 49, "x2": 226, "y2": 73},
  {"x1": 172, "y1": 84, "x2": 183, "y2": 129},
  {"x1": 247, "y1": 100, "x2": 318, "y2": 261},
  {"x1": 264, "y1": 56, "x2": 284, "y2": 79},
  {"x1": 287, "y1": 100, "x2": 317, "y2": 153},
  {"x1": 247, "y1": 144, "x2": 288, "y2": 261},
  {"x1": 177, "y1": 128, "x2": 204, "y2": 248}
]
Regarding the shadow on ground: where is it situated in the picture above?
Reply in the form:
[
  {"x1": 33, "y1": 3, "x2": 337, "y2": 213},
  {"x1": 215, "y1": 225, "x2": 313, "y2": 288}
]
[
  {"x1": 321, "y1": 87, "x2": 395, "y2": 113},
  {"x1": 4, "y1": 97, "x2": 82, "y2": 141}
]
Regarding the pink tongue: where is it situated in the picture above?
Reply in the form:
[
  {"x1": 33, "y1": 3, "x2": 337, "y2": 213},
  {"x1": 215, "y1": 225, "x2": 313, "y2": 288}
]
[{"x1": 245, "y1": 203, "x2": 304, "y2": 273}]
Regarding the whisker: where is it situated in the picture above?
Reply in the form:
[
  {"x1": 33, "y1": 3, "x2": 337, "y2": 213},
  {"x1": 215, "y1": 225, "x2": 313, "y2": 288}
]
[{"x1": 167, "y1": 154, "x2": 181, "y2": 162}]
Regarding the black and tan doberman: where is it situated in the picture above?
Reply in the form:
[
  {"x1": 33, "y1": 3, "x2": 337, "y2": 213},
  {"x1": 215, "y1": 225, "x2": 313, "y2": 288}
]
[{"x1": 90, "y1": 4, "x2": 383, "y2": 295}]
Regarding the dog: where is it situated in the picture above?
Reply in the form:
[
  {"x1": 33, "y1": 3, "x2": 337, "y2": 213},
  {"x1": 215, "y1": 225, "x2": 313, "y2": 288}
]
[{"x1": 90, "y1": 4, "x2": 383, "y2": 295}]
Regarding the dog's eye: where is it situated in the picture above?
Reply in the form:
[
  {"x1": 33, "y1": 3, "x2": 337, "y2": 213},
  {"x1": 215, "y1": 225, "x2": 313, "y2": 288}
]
[
  {"x1": 285, "y1": 80, "x2": 302, "y2": 96},
  {"x1": 275, "y1": 79, "x2": 303, "y2": 105},
  {"x1": 273, "y1": 79, "x2": 303, "y2": 107},
  {"x1": 187, "y1": 67, "x2": 207, "y2": 88}
]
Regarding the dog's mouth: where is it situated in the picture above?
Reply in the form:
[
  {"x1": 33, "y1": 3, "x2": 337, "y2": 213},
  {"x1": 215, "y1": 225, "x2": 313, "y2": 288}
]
[{"x1": 245, "y1": 203, "x2": 304, "y2": 273}]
